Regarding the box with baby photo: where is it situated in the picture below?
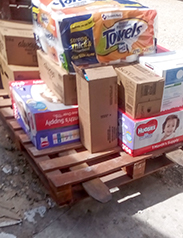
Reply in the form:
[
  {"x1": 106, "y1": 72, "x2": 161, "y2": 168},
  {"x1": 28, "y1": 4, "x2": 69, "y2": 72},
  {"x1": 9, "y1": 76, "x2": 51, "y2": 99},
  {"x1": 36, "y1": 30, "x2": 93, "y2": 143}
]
[
  {"x1": 118, "y1": 108, "x2": 183, "y2": 156},
  {"x1": 10, "y1": 80, "x2": 80, "y2": 150}
]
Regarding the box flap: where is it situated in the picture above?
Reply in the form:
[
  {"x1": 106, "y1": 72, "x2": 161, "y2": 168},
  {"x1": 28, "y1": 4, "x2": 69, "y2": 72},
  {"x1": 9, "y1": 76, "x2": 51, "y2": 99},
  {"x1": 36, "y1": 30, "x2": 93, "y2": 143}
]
[
  {"x1": 0, "y1": 20, "x2": 33, "y2": 30},
  {"x1": 85, "y1": 66, "x2": 117, "y2": 81},
  {"x1": 0, "y1": 27, "x2": 33, "y2": 38}
]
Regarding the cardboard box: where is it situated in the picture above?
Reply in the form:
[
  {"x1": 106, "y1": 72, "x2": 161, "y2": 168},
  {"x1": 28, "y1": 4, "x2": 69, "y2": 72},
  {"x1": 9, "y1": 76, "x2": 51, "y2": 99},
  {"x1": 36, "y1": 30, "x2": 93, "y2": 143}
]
[
  {"x1": 0, "y1": 24, "x2": 38, "y2": 66},
  {"x1": 37, "y1": 50, "x2": 77, "y2": 105},
  {"x1": 0, "y1": 20, "x2": 33, "y2": 30},
  {"x1": 10, "y1": 80, "x2": 80, "y2": 150},
  {"x1": 75, "y1": 65, "x2": 118, "y2": 153},
  {"x1": 118, "y1": 108, "x2": 183, "y2": 157},
  {"x1": 115, "y1": 63, "x2": 164, "y2": 119},
  {"x1": 0, "y1": 55, "x2": 40, "y2": 95},
  {"x1": 139, "y1": 51, "x2": 183, "y2": 111}
]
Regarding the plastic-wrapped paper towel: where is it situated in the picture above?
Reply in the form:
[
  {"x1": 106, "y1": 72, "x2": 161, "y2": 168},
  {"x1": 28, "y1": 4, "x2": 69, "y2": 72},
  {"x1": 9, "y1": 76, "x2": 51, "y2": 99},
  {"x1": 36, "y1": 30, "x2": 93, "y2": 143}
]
[{"x1": 32, "y1": 0, "x2": 158, "y2": 72}]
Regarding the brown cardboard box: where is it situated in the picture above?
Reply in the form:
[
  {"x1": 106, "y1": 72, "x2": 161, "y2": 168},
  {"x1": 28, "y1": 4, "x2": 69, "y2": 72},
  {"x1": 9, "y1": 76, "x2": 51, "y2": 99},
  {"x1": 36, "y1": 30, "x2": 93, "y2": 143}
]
[
  {"x1": 115, "y1": 63, "x2": 165, "y2": 119},
  {"x1": 0, "y1": 55, "x2": 40, "y2": 95},
  {"x1": 75, "y1": 65, "x2": 118, "y2": 153},
  {"x1": 37, "y1": 50, "x2": 77, "y2": 105},
  {"x1": 0, "y1": 23, "x2": 38, "y2": 66},
  {"x1": 0, "y1": 20, "x2": 33, "y2": 29}
]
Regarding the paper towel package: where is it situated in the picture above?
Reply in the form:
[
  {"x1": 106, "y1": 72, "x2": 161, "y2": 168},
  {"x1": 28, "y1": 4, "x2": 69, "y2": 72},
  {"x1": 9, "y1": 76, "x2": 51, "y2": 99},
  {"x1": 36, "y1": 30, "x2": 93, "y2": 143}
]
[{"x1": 32, "y1": 0, "x2": 157, "y2": 72}]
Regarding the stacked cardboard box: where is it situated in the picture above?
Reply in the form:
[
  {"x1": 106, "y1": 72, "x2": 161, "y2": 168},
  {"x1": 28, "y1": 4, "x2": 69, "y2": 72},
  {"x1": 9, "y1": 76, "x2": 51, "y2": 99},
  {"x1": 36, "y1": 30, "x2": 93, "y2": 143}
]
[
  {"x1": 37, "y1": 49, "x2": 77, "y2": 105},
  {"x1": 0, "y1": 21, "x2": 79, "y2": 151},
  {"x1": 74, "y1": 65, "x2": 118, "y2": 153},
  {"x1": 117, "y1": 50, "x2": 183, "y2": 156},
  {"x1": 5, "y1": 2, "x2": 183, "y2": 156},
  {"x1": 0, "y1": 20, "x2": 39, "y2": 94}
]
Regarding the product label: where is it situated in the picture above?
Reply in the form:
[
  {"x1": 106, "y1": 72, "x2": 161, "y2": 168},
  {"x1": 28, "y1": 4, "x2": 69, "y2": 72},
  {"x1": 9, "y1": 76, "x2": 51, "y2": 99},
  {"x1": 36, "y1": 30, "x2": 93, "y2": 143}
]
[
  {"x1": 36, "y1": 125, "x2": 80, "y2": 150},
  {"x1": 59, "y1": 14, "x2": 98, "y2": 72},
  {"x1": 55, "y1": 0, "x2": 96, "y2": 9},
  {"x1": 136, "y1": 119, "x2": 158, "y2": 137},
  {"x1": 36, "y1": 108, "x2": 79, "y2": 130},
  {"x1": 100, "y1": 19, "x2": 147, "y2": 55}
]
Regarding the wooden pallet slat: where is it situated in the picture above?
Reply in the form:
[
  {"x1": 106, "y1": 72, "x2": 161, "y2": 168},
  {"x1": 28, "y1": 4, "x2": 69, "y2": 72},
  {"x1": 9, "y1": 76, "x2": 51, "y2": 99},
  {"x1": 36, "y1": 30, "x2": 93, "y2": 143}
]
[
  {"x1": 0, "y1": 107, "x2": 13, "y2": 119},
  {"x1": 0, "y1": 98, "x2": 12, "y2": 108},
  {"x1": 38, "y1": 146, "x2": 121, "y2": 173},
  {"x1": 48, "y1": 153, "x2": 149, "y2": 188},
  {"x1": 0, "y1": 89, "x2": 182, "y2": 206},
  {"x1": 28, "y1": 141, "x2": 83, "y2": 158}
]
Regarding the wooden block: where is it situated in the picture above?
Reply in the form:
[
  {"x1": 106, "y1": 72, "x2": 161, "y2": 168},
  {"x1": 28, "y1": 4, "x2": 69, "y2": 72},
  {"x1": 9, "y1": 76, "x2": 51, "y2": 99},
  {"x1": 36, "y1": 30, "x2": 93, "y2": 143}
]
[
  {"x1": 47, "y1": 171, "x2": 73, "y2": 205},
  {"x1": 126, "y1": 160, "x2": 146, "y2": 179}
]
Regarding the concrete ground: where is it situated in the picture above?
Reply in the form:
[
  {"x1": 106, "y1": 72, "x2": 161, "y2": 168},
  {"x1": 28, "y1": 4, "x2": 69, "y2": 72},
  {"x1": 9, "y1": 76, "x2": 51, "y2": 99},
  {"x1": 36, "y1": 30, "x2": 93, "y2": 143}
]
[{"x1": 1, "y1": 0, "x2": 183, "y2": 238}]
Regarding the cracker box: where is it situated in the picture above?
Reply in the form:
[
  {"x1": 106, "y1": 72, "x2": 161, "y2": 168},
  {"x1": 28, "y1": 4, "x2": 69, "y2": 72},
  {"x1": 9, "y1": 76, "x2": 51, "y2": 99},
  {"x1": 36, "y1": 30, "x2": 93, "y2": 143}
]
[
  {"x1": 118, "y1": 108, "x2": 183, "y2": 157},
  {"x1": 115, "y1": 63, "x2": 164, "y2": 119},
  {"x1": 37, "y1": 50, "x2": 77, "y2": 105},
  {"x1": 139, "y1": 51, "x2": 183, "y2": 111},
  {"x1": 75, "y1": 65, "x2": 118, "y2": 153},
  {"x1": 10, "y1": 80, "x2": 80, "y2": 150}
]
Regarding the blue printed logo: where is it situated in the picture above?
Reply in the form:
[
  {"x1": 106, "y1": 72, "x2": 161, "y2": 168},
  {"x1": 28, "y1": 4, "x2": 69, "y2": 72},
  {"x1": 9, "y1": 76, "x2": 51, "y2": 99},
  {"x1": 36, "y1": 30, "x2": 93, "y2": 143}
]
[{"x1": 126, "y1": 131, "x2": 132, "y2": 143}]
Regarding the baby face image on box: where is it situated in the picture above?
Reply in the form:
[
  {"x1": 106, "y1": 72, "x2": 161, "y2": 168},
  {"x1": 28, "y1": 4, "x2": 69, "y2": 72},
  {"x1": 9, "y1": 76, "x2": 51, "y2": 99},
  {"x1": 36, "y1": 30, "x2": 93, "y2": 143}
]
[{"x1": 118, "y1": 108, "x2": 183, "y2": 156}]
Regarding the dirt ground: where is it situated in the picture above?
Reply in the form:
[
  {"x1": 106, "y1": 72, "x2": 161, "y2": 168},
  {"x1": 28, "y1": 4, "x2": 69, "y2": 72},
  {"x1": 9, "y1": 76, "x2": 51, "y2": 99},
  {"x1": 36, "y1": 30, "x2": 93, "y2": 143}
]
[{"x1": 1, "y1": 0, "x2": 183, "y2": 238}]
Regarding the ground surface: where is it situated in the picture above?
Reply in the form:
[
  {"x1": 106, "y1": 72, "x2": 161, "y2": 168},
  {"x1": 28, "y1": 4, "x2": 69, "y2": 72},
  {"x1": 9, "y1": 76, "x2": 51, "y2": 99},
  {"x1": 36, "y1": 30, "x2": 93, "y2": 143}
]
[{"x1": 1, "y1": 0, "x2": 183, "y2": 238}]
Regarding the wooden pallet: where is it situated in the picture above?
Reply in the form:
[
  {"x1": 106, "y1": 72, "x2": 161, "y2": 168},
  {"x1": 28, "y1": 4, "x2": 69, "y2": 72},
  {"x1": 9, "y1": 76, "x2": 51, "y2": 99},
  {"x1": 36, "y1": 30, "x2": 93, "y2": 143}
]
[{"x1": 0, "y1": 90, "x2": 183, "y2": 206}]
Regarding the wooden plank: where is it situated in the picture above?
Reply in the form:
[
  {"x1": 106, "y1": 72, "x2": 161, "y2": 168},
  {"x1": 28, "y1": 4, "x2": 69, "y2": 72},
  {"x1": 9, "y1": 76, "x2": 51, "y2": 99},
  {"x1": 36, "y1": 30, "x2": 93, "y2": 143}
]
[
  {"x1": 71, "y1": 163, "x2": 112, "y2": 203},
  {"x1": 38, "y1": 146, "x2": 122, "y2": 172},
  {"x1": 0, "y1": 98, "x2": 12, "y2": 108},
  {"x1": 165, "y1": 149, "x2": 183, "y2": 167},
  {"x1": 23, "y1": 145, "x2": 73, "y2": 204},
  {"x1": 101, "y1": 155, "x2": 173, "y2": 189},
  {"x1": 7, "y1": 119, "x2": 21, "y2": 130},
  {"x1": 101, "y1": 170, "x2": 131, "y2": 189},
  {"x1": 16, "y1": 131, "x2": 31, "y2": 144},
  {"x1": 27, "y1": 141, "x2": 83, "y2": 157},
  {"x1": 0, "y1": 107, "x2": 13, "y2": 119},
  {"x1": 145, "y1": 155, "x2": 173, "y2": 174},
  {"x1": 0, "y1": 89, "x2": 8, "y2": 97},
  {"x1": 48, "y1": 152, "x2": 153, "y2": 189}
]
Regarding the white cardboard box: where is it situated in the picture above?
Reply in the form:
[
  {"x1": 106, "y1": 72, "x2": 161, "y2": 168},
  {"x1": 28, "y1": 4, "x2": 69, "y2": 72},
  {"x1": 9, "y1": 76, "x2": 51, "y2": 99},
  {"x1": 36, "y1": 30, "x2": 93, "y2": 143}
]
[{"x1": 139, "y1": 51, "x2": 183, "y2": 111}]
